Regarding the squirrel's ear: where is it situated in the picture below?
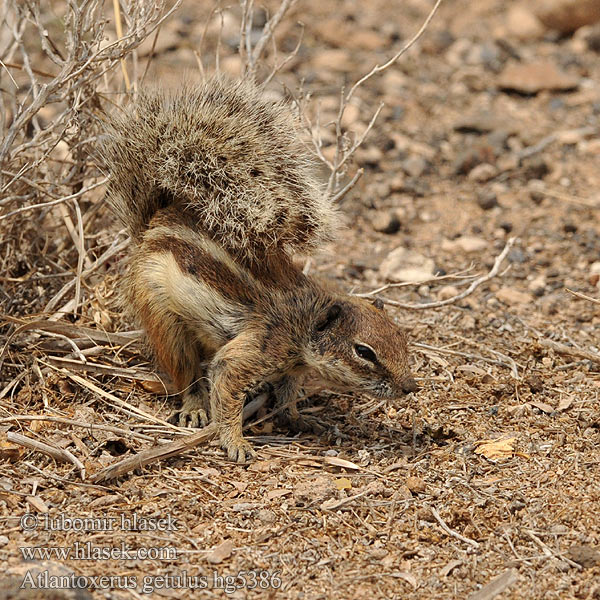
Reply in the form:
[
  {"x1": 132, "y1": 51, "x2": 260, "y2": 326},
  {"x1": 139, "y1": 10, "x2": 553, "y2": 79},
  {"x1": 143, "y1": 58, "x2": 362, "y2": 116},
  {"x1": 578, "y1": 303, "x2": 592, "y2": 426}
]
[
  {"x1": 372, "y1": 298, "x2": 384, "y2": 310},
  {"x1": 315, "y1": 303, "x2": 342, "y2": 332}
]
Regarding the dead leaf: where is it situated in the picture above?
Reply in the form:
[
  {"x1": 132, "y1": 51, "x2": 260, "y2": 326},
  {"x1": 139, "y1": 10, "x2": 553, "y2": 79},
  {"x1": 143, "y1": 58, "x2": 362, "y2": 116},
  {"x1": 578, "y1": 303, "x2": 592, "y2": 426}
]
[
  {"x1": 427, "y1": 354, "x2": 450, "y2": 369},
  {"x1": 0, "y1": 435, "x2": 22, "y2": 462},
  {"x1": 229, "y1": 481, "x2": 248, "y2": 493},
  {"x1": 474, "y1": 437, "x2": 517, "y2": 461},
  {"x1": 405, "y1": 476, "x2": 426, "y2": 494},
  {"x1": 196, "y1": 466, "x2": 220, "y2": 479},
  {"x1": 440, "y1": 559, "x2": 462, "y2": 577},
  {"x1": 322, "y1": 456, "x2": 361, "y2": 470},
  {"x1": 556, "y1": 396, "x2": 573, "y2": 412},
  {"x1": 334, "y1": 477, "x2": 352, "y2": 490},
  {"x1": 26, "y1": 496, "x2": 49, "y2": 513},
  {"x1": 206, "y1": 539, "x2": 234, "y2": 564},
  {"x1": 320, "y1": 498, "x2": 341, "y2": 511},
  {"x1": 266, "y1": 488, "x2": 292, "y2": 500},
  {"x1": 473, "y1": 476, "x2": 502, "y2": 485},
  {"x1": 528, "y1": 401, "x2": 554, "y2": 414},
  {"x1": 296, "y1": 459, "x2": 324, "y2": 468},
  {"x1": 391, "y1": 571, "x2": 418, "y2": 589},
  {"x1": 29, "y1": 420, "x2": 43, "y2": 433},
  {"x1": 247, "y1": 459, "x2": 280, "y2": 472},
  {"x1": 89, "y1": 494, "x2": 122, "y2": 508},
  {"x1": 456, "y1": 365, "x2": 487, "y2": 376}
]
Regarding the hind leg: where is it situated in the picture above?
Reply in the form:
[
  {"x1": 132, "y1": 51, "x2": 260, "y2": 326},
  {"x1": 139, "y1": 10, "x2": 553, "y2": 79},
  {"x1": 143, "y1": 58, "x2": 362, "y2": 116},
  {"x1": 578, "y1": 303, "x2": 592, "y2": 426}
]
[
  {"x1": 137, "y1": 302, "x2": 210, "y2": 427},
  {"x1": 157, "y1": 323, "x2": 211, "y2": 428},
  {"x1": 155, "y1": 318, "x2": 210, "y2": 428},
  {"x1": 129, "y1": 251, "x2": 215, "y2": 427}
]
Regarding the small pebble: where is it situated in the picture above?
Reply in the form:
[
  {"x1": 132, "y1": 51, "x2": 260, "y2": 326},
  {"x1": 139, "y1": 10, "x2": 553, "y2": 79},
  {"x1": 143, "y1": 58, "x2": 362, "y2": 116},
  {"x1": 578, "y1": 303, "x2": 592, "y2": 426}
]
[
  {"x1": 402, "y1": 155, "x2": 428, "y2": 178},
  {"x1": 469, "y1": 163, "x2": 498, "y2": 183},
  {"x1": 530, "y1": 190, "x2": 545, "y2": 205},
  {"x1": 371, "y1": 211, "x2": 401, "y2": 234},
  {"x1": 477, "y1": 190, "x2": 499, "y2": 210},
  {"x1": 438, "y1": 285, "x2": 459, "y2": 301}
]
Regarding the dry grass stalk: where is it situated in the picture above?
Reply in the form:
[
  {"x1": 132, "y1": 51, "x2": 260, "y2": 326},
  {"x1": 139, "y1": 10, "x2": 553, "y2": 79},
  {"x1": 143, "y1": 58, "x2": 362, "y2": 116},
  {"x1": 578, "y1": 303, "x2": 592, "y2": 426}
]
[{"x1": 565, "y1": 287, "x2": 600, "y2": 305}]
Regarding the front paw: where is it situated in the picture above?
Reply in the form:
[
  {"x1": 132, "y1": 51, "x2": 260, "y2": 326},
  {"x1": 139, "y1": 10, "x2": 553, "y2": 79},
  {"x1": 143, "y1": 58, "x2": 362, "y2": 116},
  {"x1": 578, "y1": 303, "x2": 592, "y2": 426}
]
[
  {"x1": 169, "y1": 394, "x2": 209, "y2": 428},
  {"x1": 220, "y1": 433, "x2": 256, "y2": 463},
  {"x1": 176, "y1": 407, "x2": 209, "y2": 428}
]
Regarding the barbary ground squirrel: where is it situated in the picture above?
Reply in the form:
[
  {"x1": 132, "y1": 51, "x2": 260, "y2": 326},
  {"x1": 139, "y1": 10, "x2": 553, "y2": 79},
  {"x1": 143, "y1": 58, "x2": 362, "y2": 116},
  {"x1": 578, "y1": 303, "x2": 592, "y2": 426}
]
[{"x1": 101, "y1": 77, "x2": 417, "y2": 462}]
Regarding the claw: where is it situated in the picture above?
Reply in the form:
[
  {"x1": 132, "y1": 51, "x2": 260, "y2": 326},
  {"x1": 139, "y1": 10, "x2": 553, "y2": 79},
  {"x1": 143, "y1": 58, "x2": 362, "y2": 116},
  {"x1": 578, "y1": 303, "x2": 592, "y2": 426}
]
[
  {"x1": 173, "y1": 390, "x2": 210, "y2": 428},
  {"x1": 221, "y1": 435, "x2": 256, "y2": 463},
  {"x1": 177, "y1": 408, "x2": 208, "y2": 428}
]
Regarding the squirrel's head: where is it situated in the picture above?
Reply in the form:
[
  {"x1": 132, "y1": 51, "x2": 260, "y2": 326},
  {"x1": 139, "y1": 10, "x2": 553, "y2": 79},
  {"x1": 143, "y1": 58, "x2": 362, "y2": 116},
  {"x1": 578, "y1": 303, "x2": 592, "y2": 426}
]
[{"x1": 305, "y1": 297, "x2": 417, "y2": 399}]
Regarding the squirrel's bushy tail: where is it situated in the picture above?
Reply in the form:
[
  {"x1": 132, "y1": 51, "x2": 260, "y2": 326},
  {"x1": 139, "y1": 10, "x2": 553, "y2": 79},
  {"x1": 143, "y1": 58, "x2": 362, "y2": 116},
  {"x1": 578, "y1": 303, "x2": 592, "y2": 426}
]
[{"x1": 101, "y1": 76, "x2": 337, "y2": 261}]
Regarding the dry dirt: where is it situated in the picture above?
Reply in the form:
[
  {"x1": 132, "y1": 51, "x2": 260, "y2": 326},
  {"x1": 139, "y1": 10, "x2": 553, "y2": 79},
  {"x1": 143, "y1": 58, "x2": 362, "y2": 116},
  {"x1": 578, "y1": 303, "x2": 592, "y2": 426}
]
[{"x1": 2, "y1": 0, "x2": 600, "y2": 599}]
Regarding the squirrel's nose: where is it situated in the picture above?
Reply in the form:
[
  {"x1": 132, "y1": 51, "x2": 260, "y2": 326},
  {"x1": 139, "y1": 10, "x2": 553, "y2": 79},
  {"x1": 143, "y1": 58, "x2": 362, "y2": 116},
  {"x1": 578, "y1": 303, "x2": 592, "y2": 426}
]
[{"x1": 401, "y1": 377, "x2": 419, "y2": 394}]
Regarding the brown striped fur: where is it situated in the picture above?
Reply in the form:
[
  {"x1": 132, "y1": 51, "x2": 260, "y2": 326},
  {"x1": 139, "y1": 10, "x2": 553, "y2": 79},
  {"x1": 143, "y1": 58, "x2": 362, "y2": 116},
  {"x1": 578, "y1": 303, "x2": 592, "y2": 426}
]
[{"x1": 102, "y1": 79, "x2": 416, "y2": 462}]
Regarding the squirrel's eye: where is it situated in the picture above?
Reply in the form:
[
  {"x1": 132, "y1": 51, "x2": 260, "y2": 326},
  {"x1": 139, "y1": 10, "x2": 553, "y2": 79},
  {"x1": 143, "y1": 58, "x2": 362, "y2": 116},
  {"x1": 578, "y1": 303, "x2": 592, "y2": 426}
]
[{"x1": 354, "y1": 344, "x2": 377, "y2": 363}]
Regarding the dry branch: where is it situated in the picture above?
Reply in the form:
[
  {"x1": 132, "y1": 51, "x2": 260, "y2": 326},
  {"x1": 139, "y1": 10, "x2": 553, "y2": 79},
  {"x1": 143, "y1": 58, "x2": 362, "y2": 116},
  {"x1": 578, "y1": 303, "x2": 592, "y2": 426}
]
[
  {"x1": 369, "y1": 237, "x2": 517, "y2": 310},
  {"x1": 89, "y1": 393, "x2": 269, "y2": 483},
  {"x1": 532, "y1": 336, "x2": 600, "y2": 365},
  {"x1": 7, "y1": 431, "x2": 86, "y2": 479},
  {"x1": 89, "y1": 424, "x2": 218, "y2": 484},
  {"x1": 240, "y1": 0, "x2": 298, "y2": 79},
  {"x1": 519, "y1": 318, "x2": 600, "y2": 365},
  {"x1": 0, "y1": 0, "x2": 180, "y2": 330},
  {"x1": 297, "y1": 0, "x2": 444, "y2": 201}
]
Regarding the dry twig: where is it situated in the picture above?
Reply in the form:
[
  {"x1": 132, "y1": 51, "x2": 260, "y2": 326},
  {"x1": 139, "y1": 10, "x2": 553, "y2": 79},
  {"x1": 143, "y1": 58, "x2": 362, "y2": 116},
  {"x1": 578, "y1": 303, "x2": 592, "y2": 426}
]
[
  {"x1": 240, "y1": 0, "x2": 298, "y2": 80},
  {"x1": 371, "y1": 237, "x2": 517, "y2": 310},
  {"x1": 7, "y1": 431, "x2": 86, "y2": 479},
  {"x1": 354, "y1": 267, "x2": 477, "y2": 298},
  {"x1": 429, "y1": 505, "x2": 480, "y2": 549},
  {"x1": 565, "y1": 288, "x2": 600, "y2": 306},
  {"x1": 89, "y1": 393, "x2": 268, "y2": 483},
  {"x1": 296, "y1": 0, "x2": 444, "y2": 201}
]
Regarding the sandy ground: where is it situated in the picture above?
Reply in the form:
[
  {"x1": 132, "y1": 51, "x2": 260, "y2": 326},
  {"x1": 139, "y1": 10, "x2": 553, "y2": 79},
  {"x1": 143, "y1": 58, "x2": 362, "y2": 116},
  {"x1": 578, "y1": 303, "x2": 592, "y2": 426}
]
[{"x1": 2, "y1": 0, "x2": 600, "y2": 598}]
